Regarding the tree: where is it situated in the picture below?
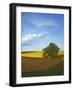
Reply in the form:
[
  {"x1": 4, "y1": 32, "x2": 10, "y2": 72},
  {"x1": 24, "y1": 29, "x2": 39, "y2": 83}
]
[{"x1": 43, "y1": 43, "x2": 60, "y2": 58}]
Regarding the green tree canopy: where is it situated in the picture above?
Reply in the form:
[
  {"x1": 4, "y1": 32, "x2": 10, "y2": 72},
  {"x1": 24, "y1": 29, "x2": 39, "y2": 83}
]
[{"x1": 43, "y1": 43, "x2": 60, "y2": 58}]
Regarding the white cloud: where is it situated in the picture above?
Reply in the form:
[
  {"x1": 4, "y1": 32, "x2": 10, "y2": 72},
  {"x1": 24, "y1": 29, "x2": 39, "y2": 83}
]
[{"x1": 22, "y1": 33, "x2": 45, "y2": 44}]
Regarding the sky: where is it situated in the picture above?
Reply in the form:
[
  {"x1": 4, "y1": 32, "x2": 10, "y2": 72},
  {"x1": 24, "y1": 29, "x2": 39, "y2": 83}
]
[{"x1": 21, "y1": 12, "x2": 64, "y2": 52}]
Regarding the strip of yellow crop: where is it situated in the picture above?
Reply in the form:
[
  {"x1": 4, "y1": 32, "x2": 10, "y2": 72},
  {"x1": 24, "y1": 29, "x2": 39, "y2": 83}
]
[
  {"x1": 58, "y1": 51, "x2": 64, "y2": 55},
  {"x1": 21, "y1": 51, "x2": 43, "y2": 58},
  {"x1": 21, "y1": 51, "x2": 64, "y2": 58}
]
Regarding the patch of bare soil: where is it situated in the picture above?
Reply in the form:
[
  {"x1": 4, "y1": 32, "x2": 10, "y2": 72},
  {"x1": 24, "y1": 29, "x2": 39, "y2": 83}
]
[{"x1": 22, "y1": 57, "x2": 64, "y2": 73}]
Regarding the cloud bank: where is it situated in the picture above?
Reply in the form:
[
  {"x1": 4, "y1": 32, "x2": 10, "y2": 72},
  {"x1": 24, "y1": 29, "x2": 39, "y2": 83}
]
[{"x1": 22, "y1": 33, "x2": 46, "y2": 45}]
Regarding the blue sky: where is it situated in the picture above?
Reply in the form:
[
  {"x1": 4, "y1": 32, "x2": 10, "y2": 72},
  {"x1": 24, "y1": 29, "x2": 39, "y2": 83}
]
[{"x1": 21, "y1": 12, "x2": 64, "y2": 52}]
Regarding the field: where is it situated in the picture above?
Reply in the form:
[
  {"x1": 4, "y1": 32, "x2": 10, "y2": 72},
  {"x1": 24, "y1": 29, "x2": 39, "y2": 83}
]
[
  {"x1": 21, "y1": 51, "x2": 64, "y2": 77},
  {"x1": 21, "y1": 51, "x2": 43, "y2": 58}
]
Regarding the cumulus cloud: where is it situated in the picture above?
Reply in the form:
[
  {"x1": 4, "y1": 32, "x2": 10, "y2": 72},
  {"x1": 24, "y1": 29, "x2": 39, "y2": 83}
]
[{"x1": 22, "y1": 33, "x2": 45, "y2": 45}]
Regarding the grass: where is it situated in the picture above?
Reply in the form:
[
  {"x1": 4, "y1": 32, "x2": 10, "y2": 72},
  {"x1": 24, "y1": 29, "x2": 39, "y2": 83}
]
[{"x1": 22, "y1": 61, "x2": 64, "y2": 77}]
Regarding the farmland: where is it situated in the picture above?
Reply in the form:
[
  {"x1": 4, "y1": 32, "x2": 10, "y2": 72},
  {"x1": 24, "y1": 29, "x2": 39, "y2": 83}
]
[
  {"x1": 21, "y1": 51, "x2": 64, "y2": 77},
  {"x1": 21, "y1": 51, "x2": 43, "y2": 58}
]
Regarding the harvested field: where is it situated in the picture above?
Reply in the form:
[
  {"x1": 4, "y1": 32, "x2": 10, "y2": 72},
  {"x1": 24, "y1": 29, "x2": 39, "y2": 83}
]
[{"x1": 21, "y1": 55, "x2": 64, "y2": 77}]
